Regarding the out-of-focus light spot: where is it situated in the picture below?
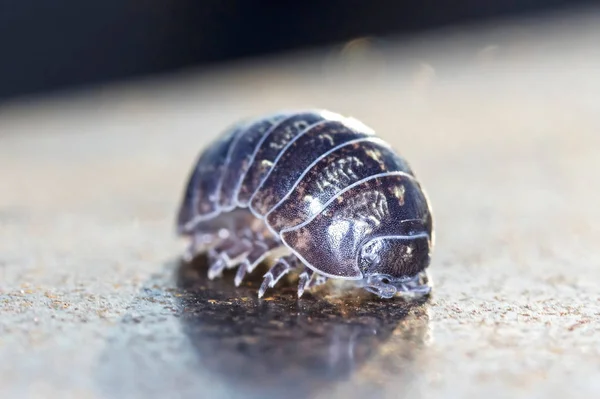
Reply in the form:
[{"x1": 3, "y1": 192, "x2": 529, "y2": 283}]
[
  {"x1": 476, "y1": 44, "x2": 500, "y2": 64},
  {"x1": 412, "y1": 62, "x2": 436, "y2": 87},
  {"x1": 340, "y1": 37, "x2": 373, "y2": 59},
  {"x1": 321, "y1": 36, "x2": 387, "y2": 81}
]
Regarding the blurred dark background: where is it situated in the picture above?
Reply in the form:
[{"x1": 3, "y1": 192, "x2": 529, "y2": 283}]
[{"x1": 0, "y1": 0, "x2": 596, "y2": 103}]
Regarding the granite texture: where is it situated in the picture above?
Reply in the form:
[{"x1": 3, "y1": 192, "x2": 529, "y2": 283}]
[{"x1": 1, "y1": 8, "x2": 600, "y2": 399}]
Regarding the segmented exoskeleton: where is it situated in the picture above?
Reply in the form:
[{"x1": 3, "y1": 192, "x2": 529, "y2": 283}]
[{"x1": 176, "y1": 110, "x2": 434, "y2": 299}]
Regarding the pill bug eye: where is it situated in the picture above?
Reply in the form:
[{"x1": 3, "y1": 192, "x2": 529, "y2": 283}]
[
  {"x1": 361, "y1": 240, "x2": 380, "y2": 257},
  {"x1": 379, "y1": 276, "x2": 391, "y2": 285},
  {"x1": 358, "y1": 239, "x2": 381, "y2": 271},
  {"x1": 176, "y1": 109, "x2": 434, "y2": 299}
]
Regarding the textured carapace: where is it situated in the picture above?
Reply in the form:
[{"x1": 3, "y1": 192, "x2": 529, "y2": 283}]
[{"x1": 176, "y1": 109, "x2": 434, "y2": 299}]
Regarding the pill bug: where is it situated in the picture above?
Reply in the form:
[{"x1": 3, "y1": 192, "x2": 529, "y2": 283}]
[{"x1": 176, "y1": 109, "x2": 434, "y2": 299}]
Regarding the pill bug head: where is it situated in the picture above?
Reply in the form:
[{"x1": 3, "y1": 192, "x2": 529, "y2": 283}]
[{"x1": 357, "y1": 219, "x2": 432, "y2": 297}]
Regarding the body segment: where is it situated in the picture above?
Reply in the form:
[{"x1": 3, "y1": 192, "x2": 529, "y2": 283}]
[
  {"x1": 266, "y1": 137, "x2": 416, "y2": 233},
  {"x1": 249, "y1": 119, "x2": 374, "y2": 217},
  {"x1": 219, "y1": 113, "x2": 290, "y2": 211},
  {"x1": 177, "y1": 124, "x2": 242, "y2": 234},
  {"x1": 237, "y1": 111, "x2": 332, "y2": 205}
]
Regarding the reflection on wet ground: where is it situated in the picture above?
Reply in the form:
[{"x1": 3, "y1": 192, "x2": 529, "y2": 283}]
[{"x1": 176, "y1": 255, "x2": 431, "y2": 399}]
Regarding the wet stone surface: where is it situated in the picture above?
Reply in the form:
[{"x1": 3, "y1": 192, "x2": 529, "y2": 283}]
[{"x1": 174, "y1": 255, "x2": 430, "y2": 399}]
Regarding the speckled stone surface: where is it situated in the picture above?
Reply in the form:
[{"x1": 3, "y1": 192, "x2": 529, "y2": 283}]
[{"x1": 1, "y1": 8, "x2": 600, "y2": 399}]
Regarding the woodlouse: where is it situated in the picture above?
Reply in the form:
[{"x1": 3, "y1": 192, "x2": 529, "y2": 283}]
[{"x1": 176, "y1": 110, "x2": 434, "y2": 299}]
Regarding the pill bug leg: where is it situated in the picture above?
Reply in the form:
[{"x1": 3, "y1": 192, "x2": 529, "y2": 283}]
[
  {"x1": 361, "y1": 270, "x2": 431, "y2": 299},
  {"x1": 258, "y1": 254, "x2": 302, "y2": 298},
  {"x1": 222, "y1": 239, "x2": 253, "y2": 268},
  {"x1": 207, "y1": 236, "x2": 252, "y2": 279},
  {"x1": 362, "y1": 279, "x2": 398, "y2": 299},
  {"x1": 296, "y1": 268, "x2": 314, "y2": 297},
  {"x1": 393, "y1": 270, "x2": 432, "y2": 298},
  {"x1": 297, "y1": 268, "x2": 328, "y2": 298},
  {"x1": 182, "y1": 232, "x2": 215, "y2": 263},
  {"x1": 209, "y1": 239, "x2": 254, "y2": 279},
  {"x1": 234, "y1": 236, "x2": 280, "y2": 287}
]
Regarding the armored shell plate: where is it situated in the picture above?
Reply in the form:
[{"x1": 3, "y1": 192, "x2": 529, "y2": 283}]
[
  {"x1": 266, "y1": 137, "x2": 416, "y2": 233},
  {"x1": 249, "y1": 119, "x2": 375, "y2": 217},
  {"x1": 219, "y1": 113, "x2": 290, "y2": 211},
  {"x1": 236, "y1": 111, "x2": 332, "y2": 205}
]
